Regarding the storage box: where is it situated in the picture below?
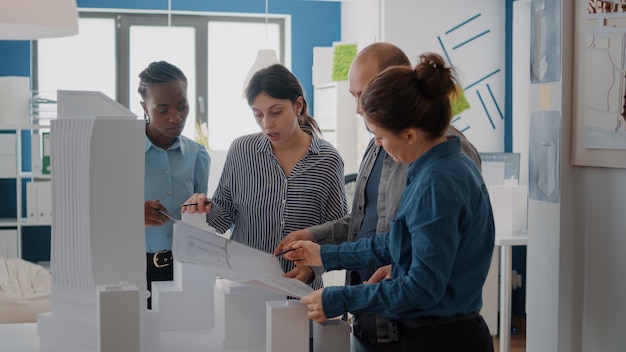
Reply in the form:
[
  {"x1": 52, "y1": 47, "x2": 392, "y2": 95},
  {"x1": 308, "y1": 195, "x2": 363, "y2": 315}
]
[
  {"x1": 0, "y1": 76, "x2": 30, "y2": 125},
  {"x1": 0, "y1": 134, "x2": 17, "y2": 155},
  {"x1": 0, "y1": 155, "x2": 17, "y2": 177}
]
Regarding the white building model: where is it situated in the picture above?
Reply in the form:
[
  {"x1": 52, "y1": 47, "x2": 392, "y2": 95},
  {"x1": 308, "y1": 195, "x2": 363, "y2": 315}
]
[{"x1": 37, "y1": 91, "x2": 160, "y2": 351}]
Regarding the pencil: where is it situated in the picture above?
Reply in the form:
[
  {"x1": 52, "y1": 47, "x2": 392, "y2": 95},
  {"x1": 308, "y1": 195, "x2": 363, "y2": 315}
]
[{"x1": 182, "y1": 200, "x2": 212, "y2": 207}]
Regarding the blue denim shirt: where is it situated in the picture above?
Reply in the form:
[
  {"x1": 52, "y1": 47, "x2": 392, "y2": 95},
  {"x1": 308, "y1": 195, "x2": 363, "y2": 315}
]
[
  {"x1": 309, "y1": 125, "x2": 481, "y2": 247},
  {"x1": 319, "y1": 136, "x2": 494, "y2": 320}
]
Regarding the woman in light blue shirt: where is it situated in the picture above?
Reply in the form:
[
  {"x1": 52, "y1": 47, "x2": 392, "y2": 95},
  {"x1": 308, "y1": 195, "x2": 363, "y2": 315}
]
[
  {"x1": 285, "y1": 53, "x2": 495, "y2": 351},
  {"x1": 182, "y1": 64, "x2": 347, "y2": 290},
  {"x1": 139, "y1": 61, "x2": 210, "y2": 308}
]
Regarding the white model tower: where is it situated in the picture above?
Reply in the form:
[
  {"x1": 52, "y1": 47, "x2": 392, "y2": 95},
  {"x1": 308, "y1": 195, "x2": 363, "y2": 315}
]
[{"x1": 37, "y1": 90, "x2": 160, "y2": 351}]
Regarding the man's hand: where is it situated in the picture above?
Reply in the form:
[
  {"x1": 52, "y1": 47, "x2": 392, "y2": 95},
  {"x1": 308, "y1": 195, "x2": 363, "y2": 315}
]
[
  {"x1": 364, "y1": 265, "x2": 392, "y2": 284},
  {"x1": 274, "y1": 229, "x2": 314, "y2": 255},
  {"x1": 283, "y1": 266, "x2": 315, "y2": 284}
]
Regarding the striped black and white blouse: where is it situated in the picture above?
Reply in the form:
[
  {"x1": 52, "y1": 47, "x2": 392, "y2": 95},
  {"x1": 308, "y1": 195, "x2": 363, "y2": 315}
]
[{"x1": 206, "y1": 129, "x2": 347, "y2": 289}]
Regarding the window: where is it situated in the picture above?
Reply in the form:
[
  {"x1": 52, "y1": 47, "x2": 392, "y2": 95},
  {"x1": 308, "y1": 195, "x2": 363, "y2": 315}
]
[{"x1": 33, "y1": 11, "x2": 286, "y2": 151}]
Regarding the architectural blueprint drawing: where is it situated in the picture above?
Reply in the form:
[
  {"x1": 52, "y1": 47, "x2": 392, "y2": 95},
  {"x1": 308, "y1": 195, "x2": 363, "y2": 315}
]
[
  {"x1": 584, "y1": 1, "x2": 626, "y2": 150},
  {"x1": 172, "y1": 221, "x2": 314, "y2": 299}
]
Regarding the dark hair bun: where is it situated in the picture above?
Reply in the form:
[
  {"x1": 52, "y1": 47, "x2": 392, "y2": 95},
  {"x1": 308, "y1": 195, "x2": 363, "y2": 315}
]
[{"x1": 415, "y1": 53, "x2": 455, "y2": 100}]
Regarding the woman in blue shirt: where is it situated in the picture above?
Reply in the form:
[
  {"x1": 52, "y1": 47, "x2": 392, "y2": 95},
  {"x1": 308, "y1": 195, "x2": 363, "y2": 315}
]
[
  {"x1": 139, "y1": 61, "x2": 210, "y2": 308},
  {"x1": 182, "y1": 64, "x2": 347, "y2": 290},
  {"x1": 285, "y1": 53, "x2": 495, "y2": 351}
]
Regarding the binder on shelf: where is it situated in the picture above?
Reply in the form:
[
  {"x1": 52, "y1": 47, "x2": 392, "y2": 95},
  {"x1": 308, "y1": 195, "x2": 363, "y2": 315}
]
[
  {"x1": 37, "y1": 181, "x2": 52, "y2": 223},
  {"x1": 0, "y1": 229, "x2": 18, "y2": 259},
  {"x1": 0, "y1": 134, "x2": 17, "y2": 155},
  {"x1": 42, "y1": 131, "x2": 50, "y2": 175},
  {"x1": 26, "y1": 181, "x2": 38, "y2": 223},
  {"x1": 31, "y1": 134, "x2": 42, "y2": 176}
]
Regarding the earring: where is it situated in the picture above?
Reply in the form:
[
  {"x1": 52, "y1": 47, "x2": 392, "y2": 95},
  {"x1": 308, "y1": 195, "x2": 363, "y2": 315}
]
[{"x1": 144, "y1": 113, "x2": 150, "y2": 125}]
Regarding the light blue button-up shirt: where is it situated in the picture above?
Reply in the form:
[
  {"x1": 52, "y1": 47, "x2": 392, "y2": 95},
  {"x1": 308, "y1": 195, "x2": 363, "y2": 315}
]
[{"x1": 145, "y1": 135, "x2": 210, "y2": 253}]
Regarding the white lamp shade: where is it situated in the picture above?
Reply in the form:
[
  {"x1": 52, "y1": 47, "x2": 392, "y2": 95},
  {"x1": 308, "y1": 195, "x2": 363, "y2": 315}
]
[
  {"x1": 241, "y1": 49, "x2": 280, "y2": 98},
  {"x1": 0, "y1": 0, "x2": 78, "y2": 40}
]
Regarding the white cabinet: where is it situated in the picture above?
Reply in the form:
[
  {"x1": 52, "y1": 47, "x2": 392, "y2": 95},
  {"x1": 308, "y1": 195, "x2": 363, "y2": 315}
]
[
  {"x1": 313, "y1": 81, "x2": 360, "y2": 174},
  {"x1": 0, "y1": 124, "x2": 51, "y2": 262}
]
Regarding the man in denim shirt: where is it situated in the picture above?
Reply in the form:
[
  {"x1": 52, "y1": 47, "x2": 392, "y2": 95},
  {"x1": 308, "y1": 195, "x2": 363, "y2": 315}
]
[{"x1": 275, "y1": 42, "x2": 481, "y2": 351}]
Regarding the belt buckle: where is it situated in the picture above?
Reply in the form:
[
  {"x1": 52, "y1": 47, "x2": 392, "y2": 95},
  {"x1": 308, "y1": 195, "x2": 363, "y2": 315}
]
[{"x1": 153, "y1": 251, "x2": 171, "y2": 268}]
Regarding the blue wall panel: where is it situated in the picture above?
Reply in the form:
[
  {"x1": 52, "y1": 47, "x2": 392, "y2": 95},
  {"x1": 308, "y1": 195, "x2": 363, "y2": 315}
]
[{"x1": 0, "y1": 41, "x2": 31, "y2": 77}]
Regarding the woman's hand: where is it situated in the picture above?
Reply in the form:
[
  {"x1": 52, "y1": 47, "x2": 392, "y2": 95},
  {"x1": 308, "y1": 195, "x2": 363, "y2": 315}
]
[
  {"x1": 364, "y1": 265, "x2": 392, "y2": 284},
  {"x1": 274, "y1": 229, "x2": 314, "y2": 256},
  {"x1": 180, "y1": 193, "x2": 212, "y2": 214},
  {"x1": 145, "y1": 200, "x2": 168, "y2": 226},
  {"x1": 282, "y1": 240, "x2": 322, "y2": 267},
  {"x1": 301, "y1": 289, "x2": 327, "y2": 323}
]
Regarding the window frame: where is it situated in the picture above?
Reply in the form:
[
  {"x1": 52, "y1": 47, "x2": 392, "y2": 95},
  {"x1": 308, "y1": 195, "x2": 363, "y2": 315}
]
[{"x1": 31, "y1": 10, "x2": 287, "y2": 148}]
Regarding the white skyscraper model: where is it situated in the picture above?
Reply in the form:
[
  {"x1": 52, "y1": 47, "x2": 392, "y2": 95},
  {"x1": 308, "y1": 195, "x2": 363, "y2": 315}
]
[{"x1": 37, "y1": 90, "x2": 160, "y2": 351}]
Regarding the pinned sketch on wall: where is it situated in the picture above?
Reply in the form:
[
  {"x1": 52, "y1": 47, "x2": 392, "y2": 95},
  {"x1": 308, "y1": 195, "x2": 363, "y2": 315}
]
[
  {"x1": 572, "y1": 1, "x2": 626, "y2": 168},
  {"x1": 530, "y1": 0, "x2": 561, "y2": 83},
  {"x1": 529, "y1": 111, "x2": 561, "y2": 203}
]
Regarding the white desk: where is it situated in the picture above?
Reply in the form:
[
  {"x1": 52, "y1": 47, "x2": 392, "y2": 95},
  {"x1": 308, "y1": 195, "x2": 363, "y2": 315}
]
[
  {"x1": 0, "y1": 322, "x2": 373, "y2": 352},
  {"x1": 496, "y1": 230, "x2": 528, "y2": 352}
]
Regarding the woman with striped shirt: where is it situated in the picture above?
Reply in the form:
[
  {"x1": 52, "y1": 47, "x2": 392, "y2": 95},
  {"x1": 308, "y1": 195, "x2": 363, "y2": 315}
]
[{"x1": 182, "y1": 64, "x2": 347, "y2": 289}]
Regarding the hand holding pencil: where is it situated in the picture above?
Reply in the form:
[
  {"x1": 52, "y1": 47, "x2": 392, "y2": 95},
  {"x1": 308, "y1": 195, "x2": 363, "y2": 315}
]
[
  {"x1": 180, "y1": 193, "x2": 213, "y2": 214},
  {"x1": 280, "y1": 240, "x2": 323, "y2": 267}
]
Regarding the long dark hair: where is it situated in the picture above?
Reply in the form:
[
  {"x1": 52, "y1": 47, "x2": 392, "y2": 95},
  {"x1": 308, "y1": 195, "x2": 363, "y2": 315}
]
[
  {"x1": 360, "y1": 53, "x2": 457, "y2": 139},
  {"x1": 245, "y1": 63, "x2": 321, "y2": 135}
]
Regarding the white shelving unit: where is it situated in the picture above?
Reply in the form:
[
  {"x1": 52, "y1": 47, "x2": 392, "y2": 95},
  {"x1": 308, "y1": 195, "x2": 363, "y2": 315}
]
[
  {"x1": 0, "y1": 123, "x2": 51, "y2": 261},
  {"x1": 313, "y1": 81, "x2": 360, "y2": 175}
]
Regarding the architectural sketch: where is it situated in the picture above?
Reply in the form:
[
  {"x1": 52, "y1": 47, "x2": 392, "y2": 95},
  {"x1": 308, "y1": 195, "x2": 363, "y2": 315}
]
[
  {"x1": 173, "y1": 221, "x2": 314, "y2": 299},
  {"x1": 573, "y1": 1, "x2": 626, "y2": 167},
  {"x1": 530, "y1": 0, "x2": 561, "y2": 83},
  {"x1": 584, "y1": 1, "x2": 626, "y2": 150},
  {"x1": 529, "y1": 111, "x2": 561, "y2": 203}
]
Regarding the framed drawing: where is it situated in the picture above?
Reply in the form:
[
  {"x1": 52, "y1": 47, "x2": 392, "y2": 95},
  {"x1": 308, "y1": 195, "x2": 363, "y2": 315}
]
[{"x1": 572, "y1": 1, "x2": 626, "y2": 168}]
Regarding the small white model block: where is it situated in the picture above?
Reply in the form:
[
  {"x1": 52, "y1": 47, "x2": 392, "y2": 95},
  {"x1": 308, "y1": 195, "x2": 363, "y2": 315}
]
[
  {"x1": 266, "y1": 300, "x2": 309, "y2": 352},
  {"x1": 213, "y1": 278, "x2": 284, "y2": 349},
  {"x1": 151, "y1": 259, "x2": 216, "y2": 331},
  {"x1": 312, "y1": 319, "x2": 351, "y2": 352},
  {"x1": 97, "y1": 283, "x2": 140, "y2": 352}
]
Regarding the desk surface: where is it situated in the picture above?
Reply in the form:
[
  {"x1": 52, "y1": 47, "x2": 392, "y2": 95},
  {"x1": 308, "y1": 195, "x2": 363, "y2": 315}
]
[
  {"x1": 0, "y1": 323, "x2": 370, "y2": 352},
  {"x1": 0, "y1": 323, "x2": 261, "y2": 352},
  {"x1": 496, "y1": 229, "x2": 528, "y2": 246}
]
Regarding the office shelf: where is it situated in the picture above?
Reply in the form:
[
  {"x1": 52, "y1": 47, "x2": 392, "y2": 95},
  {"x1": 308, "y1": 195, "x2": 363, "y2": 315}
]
[{"x1": 0, "y1": 124, "x2": 51, "y2": 262}]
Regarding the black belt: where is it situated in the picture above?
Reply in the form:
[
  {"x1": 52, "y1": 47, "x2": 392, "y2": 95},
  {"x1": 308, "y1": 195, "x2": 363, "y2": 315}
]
[
  {"x1": 396, "y1": 312, "x2": 479, "y2": 329},
  {"x1": 148, "y1": 250, "x2": 173, "y2": 268}
]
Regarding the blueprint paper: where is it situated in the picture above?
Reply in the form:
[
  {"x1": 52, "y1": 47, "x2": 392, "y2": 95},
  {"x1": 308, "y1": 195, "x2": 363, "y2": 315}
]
[{"x1": 173, "y1": 221, "x2": 314, "y2": 298}]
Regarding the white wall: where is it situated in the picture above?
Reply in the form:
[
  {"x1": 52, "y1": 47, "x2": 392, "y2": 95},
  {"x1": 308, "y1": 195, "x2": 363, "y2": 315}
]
[
  {"x1": 343, "y1": 0, "x2": 506, "y2": 153},
  {"x1": 342, "y1": 1, "x2": 626, "y2": 351}
]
